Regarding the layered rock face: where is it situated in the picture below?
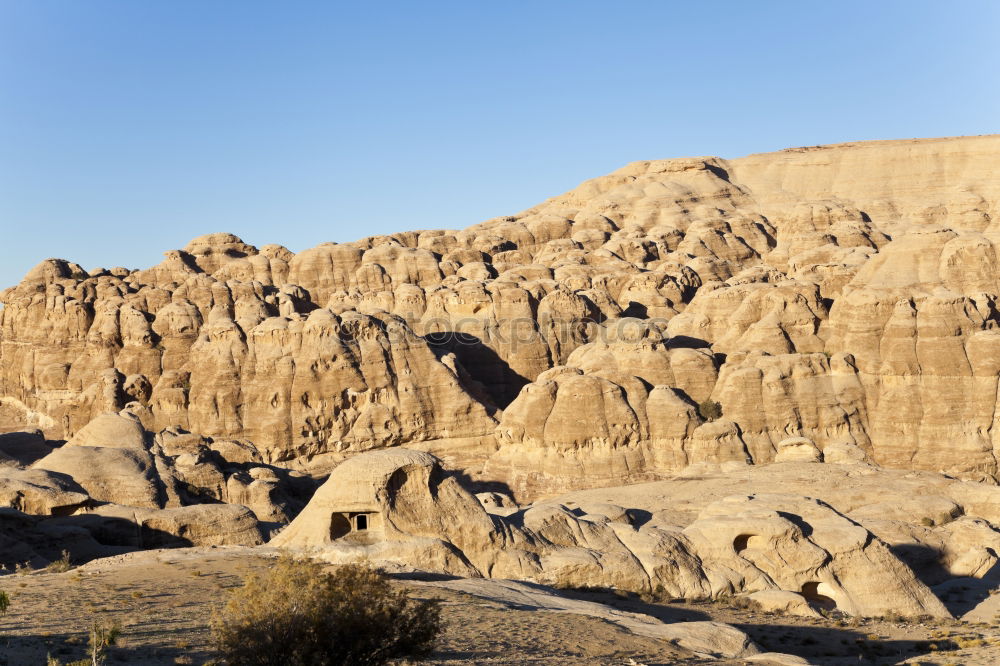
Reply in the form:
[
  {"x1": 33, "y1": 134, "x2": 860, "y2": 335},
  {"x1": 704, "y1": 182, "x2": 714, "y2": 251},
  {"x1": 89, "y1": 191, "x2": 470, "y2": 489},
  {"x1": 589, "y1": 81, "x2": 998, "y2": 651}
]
[
  {"x1": 0, "y1": 416, "x2": 312, "y2": 568},
  {"x1": 0, "y1": 235, "x2": 499, "y2": 464},
  {"x1": 276, "y1": 448, "x2": 952, "y2": 619},
  {"x1": 3, "y1": 136, "x2": 1000, "y2": 498}
]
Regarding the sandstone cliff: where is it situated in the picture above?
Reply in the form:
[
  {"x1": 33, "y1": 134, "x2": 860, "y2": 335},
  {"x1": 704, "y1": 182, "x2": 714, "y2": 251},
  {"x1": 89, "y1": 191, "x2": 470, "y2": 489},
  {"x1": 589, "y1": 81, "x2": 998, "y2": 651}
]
[{"x1": 3, "y1": 135, "x2": 1000, "y2": 499}]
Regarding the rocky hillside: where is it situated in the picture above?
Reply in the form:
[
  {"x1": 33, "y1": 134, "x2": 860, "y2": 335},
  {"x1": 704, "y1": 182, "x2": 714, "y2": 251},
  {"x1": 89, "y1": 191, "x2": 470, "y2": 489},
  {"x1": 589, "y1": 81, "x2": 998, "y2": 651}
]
[{"x1": 3, "y1": 134, "x2": 999, "y2": 500}]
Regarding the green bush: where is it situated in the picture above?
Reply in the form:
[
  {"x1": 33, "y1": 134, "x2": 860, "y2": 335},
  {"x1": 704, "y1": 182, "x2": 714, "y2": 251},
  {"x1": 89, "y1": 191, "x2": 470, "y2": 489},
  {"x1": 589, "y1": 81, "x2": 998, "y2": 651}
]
[
  {"x1": 211, "y1": 556, "x2": 442, "y2": 665},
  {"x1": 698, "y1": 399, "x2": 723, "y2": 421},
  {"x1": 0, "y1": 589, "x2": 9, "y2": 616}
]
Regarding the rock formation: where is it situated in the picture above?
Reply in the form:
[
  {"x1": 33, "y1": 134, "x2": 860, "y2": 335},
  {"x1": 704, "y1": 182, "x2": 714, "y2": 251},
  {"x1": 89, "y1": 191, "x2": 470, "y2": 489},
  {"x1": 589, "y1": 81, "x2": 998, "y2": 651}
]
[
  {"x1": 0, "y1": 409, "x2": 314, "y2": 567},
  {"x1": 4, "y1": 134, "x2": 1000, "y2": 627},
  {"x1": 5, "y1": 135, "x2": 999, "y2": 500},
  {"x1": 275, "y1": 448, "x2": 951, "y2": 618}
]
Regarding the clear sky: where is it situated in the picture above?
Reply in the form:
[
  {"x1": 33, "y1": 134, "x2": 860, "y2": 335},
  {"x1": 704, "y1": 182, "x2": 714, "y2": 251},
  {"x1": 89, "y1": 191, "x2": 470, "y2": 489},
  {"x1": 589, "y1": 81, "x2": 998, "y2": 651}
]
[{"x1": 1, "y1": 1, "x2": 998, "y2": 289}]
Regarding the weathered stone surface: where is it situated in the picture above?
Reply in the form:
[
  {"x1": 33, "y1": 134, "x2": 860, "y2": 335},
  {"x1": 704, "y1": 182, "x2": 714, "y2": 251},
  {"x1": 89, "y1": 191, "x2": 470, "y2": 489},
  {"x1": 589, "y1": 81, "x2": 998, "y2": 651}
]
[
  {"x1": 276, "y1": 449, "x2": 954, "y2": 618},
  {"x1": 0, "y1": 429, "x2": 53, "y2": 466},
  {"x1": 0, "y1": 466, "x2": 90, "y2": 515},
  {"x1": 745, "y1": 590, "x2": 822, "y2": 618},
  {"x1": 683, "y1": 494, "x2": 949, "y2": 618},
  {"x1": 3, "y1": 135, "x2": 1000, "y2": 499},
  {"x1": 75, "y1": 503, "x2": 265, "y2": 547},
  {"x1": 773, "y1": 437, "x2": 822, "y2": 463},
  {"x1": 6, "y1": 137, "x2": 1000, "y2": 631}
]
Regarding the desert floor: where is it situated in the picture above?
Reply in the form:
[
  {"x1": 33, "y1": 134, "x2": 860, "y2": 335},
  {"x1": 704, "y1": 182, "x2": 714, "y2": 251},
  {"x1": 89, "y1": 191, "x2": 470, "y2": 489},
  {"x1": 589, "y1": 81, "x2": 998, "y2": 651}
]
[{"x1": 1, "y1": 546, "x2": 998, "y2": 665}]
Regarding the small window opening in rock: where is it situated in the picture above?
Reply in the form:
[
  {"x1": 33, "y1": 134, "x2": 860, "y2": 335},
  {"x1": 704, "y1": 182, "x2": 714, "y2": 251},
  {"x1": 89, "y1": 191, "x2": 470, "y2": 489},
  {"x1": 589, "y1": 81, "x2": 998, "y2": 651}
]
[
  {"x1": 356, "y1": 514, "x2": 368, "y2": 531},
  {"x1": 801, "y1": 581, "x2": 837, "y2": 610},
  {"x1": 733, "y1": 534, "x2": 755, "y2": 553}
]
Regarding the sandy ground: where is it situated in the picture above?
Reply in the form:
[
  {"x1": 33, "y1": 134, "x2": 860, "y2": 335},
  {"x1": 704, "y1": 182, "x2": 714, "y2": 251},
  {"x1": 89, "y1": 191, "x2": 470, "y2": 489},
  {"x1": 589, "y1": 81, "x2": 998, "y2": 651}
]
[
  {"x1": 560, "y1": 589, "x2": 1000, "y2": 665},
  {"x1": 0, "y1": 546, "x2": 998, "y2": 665}
]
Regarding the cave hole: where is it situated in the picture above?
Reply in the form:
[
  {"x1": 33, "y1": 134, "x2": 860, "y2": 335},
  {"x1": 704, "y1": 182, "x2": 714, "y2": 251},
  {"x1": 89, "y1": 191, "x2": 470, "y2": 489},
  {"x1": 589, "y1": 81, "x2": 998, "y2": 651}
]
[
  {"x1": 330, "y1": 513, "x2": 351, "y2": 540},
  {"x1": 388, "y1": 468, "x2": 408, "y2": 494},
  {"x1": 800, "y1": 581, "x2": 837, "y2": 610},
  {"x1": 733, "y1": 534, "x2": 756, "y2": 554}
]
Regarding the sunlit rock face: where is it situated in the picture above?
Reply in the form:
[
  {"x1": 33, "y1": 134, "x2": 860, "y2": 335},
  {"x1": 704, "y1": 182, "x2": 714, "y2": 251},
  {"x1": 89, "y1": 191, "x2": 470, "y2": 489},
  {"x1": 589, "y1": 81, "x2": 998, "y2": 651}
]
[
  {"x1": 274, "y1": 448, "x2": 954, "y2": 619},
  {"x1": 4, "y1": 135, "x2": 1000, "y2": 498}
]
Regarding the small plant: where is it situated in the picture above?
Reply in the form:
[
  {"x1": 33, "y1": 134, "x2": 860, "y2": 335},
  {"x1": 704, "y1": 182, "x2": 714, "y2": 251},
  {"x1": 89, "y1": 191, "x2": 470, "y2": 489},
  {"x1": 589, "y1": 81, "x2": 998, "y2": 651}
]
[
  {"x1": 0, "y1": 589, "x2": 9, "y2": 616},
  {"x1": 87, "y1": 619, "x2": 122, "y2": 665},
  {"x1": 879, "y1": 609, "x2": 906, "y2": 623},
  {"x1": 697, "y1": 400, "x2": 722, "y2": 422},
  {"x1": 211, "y1": 555, "x2": 442, "y2": 665},
  {"x1": 639, "y1": 583, "x2": 677, "y2": 604},
  {"x1": 46, "y1": 550, "x2": 74, "y2": 573},
  {"x1": 920, "y1": 516, "x2": 935, "y2": 527},
  {"x1": 729, "y1": 596, "x2": 762, "y2": 612}
]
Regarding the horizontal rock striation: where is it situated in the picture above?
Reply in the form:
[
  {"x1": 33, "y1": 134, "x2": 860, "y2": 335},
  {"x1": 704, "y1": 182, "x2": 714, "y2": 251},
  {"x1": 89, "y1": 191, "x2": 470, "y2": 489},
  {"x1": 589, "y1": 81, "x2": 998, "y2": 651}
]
[{"x1": 3, "y1": 136, "x2": 1000, "y2": 498}]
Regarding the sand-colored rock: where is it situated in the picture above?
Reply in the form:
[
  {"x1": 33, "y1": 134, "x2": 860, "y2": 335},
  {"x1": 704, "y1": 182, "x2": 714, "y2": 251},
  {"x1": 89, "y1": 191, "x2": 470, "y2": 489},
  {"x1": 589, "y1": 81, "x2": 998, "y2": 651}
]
[
  {"x1": 487, "y1": 364, "x2": 708, "y2": 499},
  {"x1": 550, "y1": 458, "x2": 1000, "y2": 615},
  {"x1": 7, "y1": 137, "x2": 1000, "y2": 654},
  {"x1": 822, "y1": 441, "x2": 870, "y2": 464},
  {"x1": 773, "y1": 437, "x2": 822, "y2": 463},
  {"x1": 683, "y1": 494, "x2": 950, "y2": 618},
  {"x1": 0, "y1": 466, "x2": 90, "y2": 515},
  {"x1": 74, "y1": 503, "x2": 264, "y2": 547},
  {"x1": 3, "y1": 134, "x2": 1000, "y2": 506},
  {"x1": 65, "y1": 412, "x2": 147, "y2": 449},
  {"x1": 13, "y1": 410, "x2": 310, "y2": 552},
  {"x1": 745, "y1": 590, "x2": 821, "y2": 618},
  {"x1": 275, "y1": 449, "x2": 953, "y2": 618},
  {"x1": 276, "y1": 448, "x2": 710, "y2": 595},
  {"x1": 34, "y1": 439, "x2": 162, "y2": 507}
]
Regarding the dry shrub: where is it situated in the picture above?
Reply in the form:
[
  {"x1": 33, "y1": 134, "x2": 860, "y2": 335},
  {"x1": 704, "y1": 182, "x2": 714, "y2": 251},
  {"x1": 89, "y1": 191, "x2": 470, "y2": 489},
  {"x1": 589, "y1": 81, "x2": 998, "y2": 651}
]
[
  {"x1": 698, "y1": 400, "x2": 722, "y2": 422},
  {"x1": 88, "y1": 619, "x2": 122, "y2": 665},
  {"x1": 45, "y1": 550, "x2": 73, "y2": 573},
  {"x1": 45, "y1": 619, "x2": 121, "y2": 666},
  {"x1": 729, "y1": 595, "x2": 763, "y2": 612},
  {"x1": 211, "y1": 556, "x2": 441, "y2": 665}
]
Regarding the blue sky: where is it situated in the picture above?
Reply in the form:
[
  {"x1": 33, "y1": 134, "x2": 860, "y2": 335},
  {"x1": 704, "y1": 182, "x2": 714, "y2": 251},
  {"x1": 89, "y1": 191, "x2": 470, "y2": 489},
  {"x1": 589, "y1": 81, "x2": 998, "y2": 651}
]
[{"x1": 1, "y1": 1, "x2": 998, "y2": 288}]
